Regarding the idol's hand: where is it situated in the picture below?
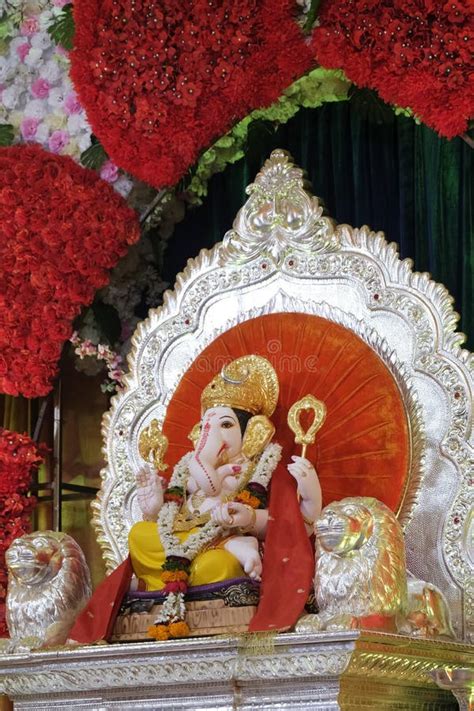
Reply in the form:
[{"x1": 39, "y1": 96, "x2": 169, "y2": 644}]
[
  {"x1": 135, "y1": 464, "x2": 163, "y2": 521},
  {"x1": 287, "y1": 456, "x2": 316, "y2": 487},
  {"x1": 287, "y1": 456, "x2": 322, "y2": 527},
  {"x1": 211, "y1": 502, "x2": 254, "y2": 530},
  {"x1": 214, "y1": 462, "x2": 243, "y2": 494}
]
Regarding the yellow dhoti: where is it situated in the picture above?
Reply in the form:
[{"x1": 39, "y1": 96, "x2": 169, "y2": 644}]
[{"x1": 128, "y1": 521, "x2": 245, "y2": 591}]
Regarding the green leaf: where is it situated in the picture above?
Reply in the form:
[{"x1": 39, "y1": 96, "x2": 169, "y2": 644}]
[
  {"x1": 0, "y1": 124, "x2": 14, "y2": 147},
  {"x1": 48, "y1": 4, "x2": 75, "y2": 51},
  {"x1": 303, "y1": 0, "x2": 321, "y2": 34},
  {"x1": 80, "y1": 138, "x2": 108, "y2": 170},
  {"x1": 349, "y1": 86, "x2": 395, "y2": 125}
]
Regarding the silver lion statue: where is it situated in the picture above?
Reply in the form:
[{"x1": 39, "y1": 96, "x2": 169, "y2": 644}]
[
  {"x1": 5, "y1": 531, "x2": 91, "y2": 649},
  {"x1": 297, "y1": 497, "x2": 454, "y2": 638}
]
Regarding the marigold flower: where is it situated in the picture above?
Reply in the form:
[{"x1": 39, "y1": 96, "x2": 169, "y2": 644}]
[
  {"x1": 168, "y1": 621, "x2": 190, "y2": 638},
  {"x1": 235, "y1": 490, "x2": 261, "y2": 509},
  {"x1": 147, "y1": 624, "x2": 169, "y2": 641},
  {"x1": 161, "y1": 570, "x2": 189, "y2": 583}
]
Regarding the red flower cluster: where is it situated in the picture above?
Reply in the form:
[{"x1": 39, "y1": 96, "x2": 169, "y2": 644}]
[
  {"x1": 313, "y1": 0, "x2": 474, "y2": 138},
  {"x1": 71, "y1": 0, "x2": 313, "y2": 188},
  {"x1": 0, "y1": 145, "x2": 140, "y2": 398},
  {"x1": 0, "y1": 428, "x2": 45, "y2": 637}
]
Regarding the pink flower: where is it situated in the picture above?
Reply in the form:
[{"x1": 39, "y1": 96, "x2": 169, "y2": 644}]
[
  {"x1": 110, "y1": 368, "x2": 124, "y2": 382},
  {"x1": 16, "y1": 43, "x2": 30, "y2": 62},
  {"x1": 20, "y1": 118, "x2": 40, "y2": 140},
  {"x1": 31, "y1": 78, "x2": 51, "y2": 99},
  {"x1": 64, "y1": 91, "x2": 81, "y2": 115},
  {"x1": 108, "y1": 354, "x2": 123, "y2": 369},
  {"x1": 48, "y1": 130, "x2": 70, "y2": 153},
  {"x1": 78, "y1": 340, "x2": 97, "y2": 357},
  {"x1": 100, "y1": 160, "x2": 119, "y2": 183},
  {"x1": 163, "y1": 581, "x2": 187, "y2": 593},
  {"x1": 52, "y1": 0, "x2": 70, "y2": 6},
  {"x1": 20, "y1": 17, "x2": 40, "y2": 37}
]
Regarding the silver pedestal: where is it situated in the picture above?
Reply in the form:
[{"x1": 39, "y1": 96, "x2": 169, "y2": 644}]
[{"x1": 1, "y1": 631, "x2": 473, "y2": 710}]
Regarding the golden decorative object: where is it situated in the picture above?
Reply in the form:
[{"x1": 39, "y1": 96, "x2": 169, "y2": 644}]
[
  {"x1": 287, "y1": 394, "x2": 326, "y2": 457},
  {"x1": 241, "y1": 415, "x2": 275, "y2": 460},
  {"x1": 188, "y1": 422, "x2": 201, "y2": 446},
  {"x1": 138, "y1": 419, "x2": 169, "y2": 471},
  {"x1": 403, "y1": 577, "x2": 455, "y2": 639},
  {"x1": 173, "y1": 510, "x2": 212, "y2": 533},
  {"x1": 201, "y1": 355, "x2": 279, "y2": 417},
  {"x1": 297, "y1": 497, "x2": 407, "y2": 633}
]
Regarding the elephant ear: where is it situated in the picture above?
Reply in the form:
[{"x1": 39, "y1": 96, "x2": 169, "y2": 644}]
[
  {"x1": 241, "y1": 415, "x2": 276, "y2": 460},
  {"x1": 0, "y1": 144, "x2": 140, "y2": 398},
  {"x1": 70, "y1": 0, "x2": 314, "y2": 189}
]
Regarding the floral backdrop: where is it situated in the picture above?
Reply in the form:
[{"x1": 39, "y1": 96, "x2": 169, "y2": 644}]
[
  {"x1": 0, "y1": 429, "x2": 45, "y2": 636},
  {"x1": 0, "y1": 0, "x2": 472, "y2": 636},
  {"x1": 0, "y1": 144, "x2": 140, "y2": 397}
]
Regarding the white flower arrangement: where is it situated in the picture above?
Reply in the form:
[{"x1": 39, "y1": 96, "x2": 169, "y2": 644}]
[
  {"x1": 0, "y1": 2, "x2": 133, "y2": 196},
  {"x1": 248, "y1": 442, "x2": 282, "y2": 488},
  {"x1": 0, "y1": 5, "x2": 92, "y2": 158},
  {"x1": 154, "y1": 591, "x2": 186, "y2": 625}
]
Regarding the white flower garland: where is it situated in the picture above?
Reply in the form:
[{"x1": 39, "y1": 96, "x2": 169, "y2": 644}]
[{"x1": 249, "y1": 442, "x2": 282, "y2": 488}]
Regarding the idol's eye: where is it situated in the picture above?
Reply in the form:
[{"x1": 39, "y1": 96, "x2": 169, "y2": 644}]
[{"x1": 221, "y1": 420, "x2": 235, "y2": 429}]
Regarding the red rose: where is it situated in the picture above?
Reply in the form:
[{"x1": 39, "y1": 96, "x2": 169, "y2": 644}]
[
  {"x1": 0, "y1": 145, "x2": 140, "y2": 398},
  {"x1": 313, "y1": 0, "x2": 473, "y2": 138},
  {"x1": 70, "y1": 0, "x2": 314, "y2": 188}
]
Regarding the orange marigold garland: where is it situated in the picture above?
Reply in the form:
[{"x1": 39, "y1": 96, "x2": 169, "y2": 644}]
[
  {"x1": 70, "y1": 0, "x2": 314, "y2": 189},
  {"x1": 147, "y1": 555, "x2": 191, "y2": 640},
  {"x1": 0, "y1": 144, "x2": 140, "y2": 398},
  {"x1": 235, "y1": 484, "x2": 266, "y2": 509},
  {"x1": 0, "y1": 429, "x2": 46, "y2": 637}
]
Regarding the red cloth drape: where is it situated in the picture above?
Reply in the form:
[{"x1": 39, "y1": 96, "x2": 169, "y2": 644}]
[
  {"x1": 249, "y1": 456, "x2": 314, "y2": 631},
  {"x1": 69, "y1": 557, "x2": 132, "y2": 644}
]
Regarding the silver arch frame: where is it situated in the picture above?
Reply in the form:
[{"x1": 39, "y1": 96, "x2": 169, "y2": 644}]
[{"x1": 94, "y1": 150, "x2": 473, "y2": 642}]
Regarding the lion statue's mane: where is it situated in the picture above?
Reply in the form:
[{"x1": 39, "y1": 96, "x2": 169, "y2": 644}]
[
  {"x1": 6, "y1": 531, "x2": 91, "y2": 647},
  {"x1": 301, "y1": 497, "x2": 408, "y2": 631}
]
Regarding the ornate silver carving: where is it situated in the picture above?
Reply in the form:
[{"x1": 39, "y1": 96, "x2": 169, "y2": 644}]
[
  {"x1": 222, "y1": 149, "x2": 339, "y2": 263},
  {"x1": 298, "y1": 497, "x2": 455, "y2": 639},
  {"x1": 95, "y1": 151, "x2": 473, "y2": 642},
  {"x1": 0, "y1": 632, "x2": 472, "y2": 710}
]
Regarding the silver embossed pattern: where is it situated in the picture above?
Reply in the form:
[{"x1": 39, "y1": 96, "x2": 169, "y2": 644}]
[
  {"x1": 95, "y1": 150, "x2": 473, "y2": 642},
  {"x1": 0, "y1": 632, "x2": 471, "y2": 710}
]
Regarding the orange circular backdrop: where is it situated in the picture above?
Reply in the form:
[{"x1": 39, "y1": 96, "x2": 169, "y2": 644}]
[{"x1": 163, "y1": 313, "x2": 409, "y2": 512}]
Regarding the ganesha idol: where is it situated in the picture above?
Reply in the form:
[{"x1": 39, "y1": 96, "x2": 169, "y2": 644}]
[{"x1": 69, "y1": 355, "x2": 321, "y2": 642}]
